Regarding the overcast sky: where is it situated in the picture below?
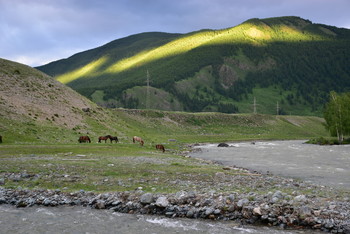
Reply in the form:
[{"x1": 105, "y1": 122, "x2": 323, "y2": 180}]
[{"x1": 1, "y1": 0, "x2": 350, "y2": 67}]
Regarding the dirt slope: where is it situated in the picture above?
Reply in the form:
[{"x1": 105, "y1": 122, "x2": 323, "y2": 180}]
[{"x1": 0, "y1": 58, "x2": 94, "y2": 129}]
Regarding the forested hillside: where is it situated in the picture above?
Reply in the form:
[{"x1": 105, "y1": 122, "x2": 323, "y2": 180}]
[{"x1": 37, "y1": 16, "x2": 350, "y2": 116}]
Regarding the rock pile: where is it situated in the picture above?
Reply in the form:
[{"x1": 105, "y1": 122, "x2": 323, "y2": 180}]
[{"x1": 0, "y1": 188, "x2": 349, "y2": 233}]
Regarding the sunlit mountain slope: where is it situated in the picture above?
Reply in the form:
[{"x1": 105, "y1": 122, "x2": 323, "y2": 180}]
[{"x1": 37, "y1": 16, "x2": 350, "y2": 115}]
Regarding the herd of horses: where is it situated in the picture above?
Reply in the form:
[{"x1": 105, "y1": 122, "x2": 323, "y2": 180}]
[
  {"x1": 78, "y1": 135, "x2": 165, "y2": 152},
  {"x1": 0, "y1": 134, "x2": 165, "y2": 152}
]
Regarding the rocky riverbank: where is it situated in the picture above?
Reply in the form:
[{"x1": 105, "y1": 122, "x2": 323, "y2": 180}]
[{"x1": 1, "y1": 177, "x2": 349, "y2": 233}]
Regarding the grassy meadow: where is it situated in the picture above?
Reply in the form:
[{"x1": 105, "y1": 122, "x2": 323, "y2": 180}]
[{"x1": 0, "y1": 109, "x2": 329, "y2": 193}]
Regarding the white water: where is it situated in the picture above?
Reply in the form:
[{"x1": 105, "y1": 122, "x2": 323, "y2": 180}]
[{"x1": 0, "y1": 205, "x2": 319, "y2": 234}]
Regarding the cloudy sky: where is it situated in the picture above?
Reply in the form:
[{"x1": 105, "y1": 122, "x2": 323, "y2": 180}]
[{"x1": 1, "y1": 0, "x2": 350, "y2": 67}]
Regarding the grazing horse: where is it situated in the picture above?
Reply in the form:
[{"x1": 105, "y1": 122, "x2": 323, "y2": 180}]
[
  {"x1": 133, "y1": 136, "x2": 144, "y2": 146},
  {"x1": 0, "y1": 135, "x2": 2, "y2": 143},
  {"x1": 155, "y1": 144, "x2": 165, "y2": 153},
  {"x1": 109, "y1": 136, "x2": 119, "y2": 143},
  {"x1": 79, "y1": 136, "x2": 91, "y2": 143},
  {"x1": 98, "y1": 135, "x2": 110, "y2": 143}
]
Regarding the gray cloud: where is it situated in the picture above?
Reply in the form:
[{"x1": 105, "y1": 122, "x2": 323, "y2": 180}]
[{"x1": 0, "y1": 0, "x2": 349, "y2": 66}]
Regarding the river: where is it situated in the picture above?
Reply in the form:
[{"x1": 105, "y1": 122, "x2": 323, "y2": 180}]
[
  {"x1": 0, "y1": 205, "x2": 319, "y2": 233},
  {"x1": 190, "y1": 140, "x2": 350, "y2": 189}
]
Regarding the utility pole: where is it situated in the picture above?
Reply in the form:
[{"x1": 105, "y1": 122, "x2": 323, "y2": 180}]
[
  {"x1": 253, "y1": 97, "x2": 257, "y2": 114},
  {"x1": 146, "y1": 70, "x2": 150, "y2": 109},
  {"x1": 276, "y1": 101, "x2": 279, "y2": 115}
]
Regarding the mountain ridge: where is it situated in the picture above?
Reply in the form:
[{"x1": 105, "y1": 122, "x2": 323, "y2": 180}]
[
  {"x1": 0, "y1": 57, "x2": 328, "y2": 143},
  {"x1": 36, "y1": 16, "x2": 350, "y2": 115}
]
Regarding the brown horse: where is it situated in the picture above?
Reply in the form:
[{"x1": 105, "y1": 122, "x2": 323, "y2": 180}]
[
  {"x1": 98, "y1": 135, "x2": 110, "y2": 143},
  {"x1": 109, "y1": 136, "x2": 119, "y2": 143},
  {"x1": 155, "y1": 144, "x2": 165, "y2": 153},
  {"x1": 133, "y1": 136, "x2": 144, "y2": 146},
  {"x1": 79, "y1": 136, "x2": 91, "y2": 143}
]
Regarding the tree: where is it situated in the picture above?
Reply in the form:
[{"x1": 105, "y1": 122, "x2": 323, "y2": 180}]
[{"x1": 323, "y1": 91, "x2": 350, "y2": 143}]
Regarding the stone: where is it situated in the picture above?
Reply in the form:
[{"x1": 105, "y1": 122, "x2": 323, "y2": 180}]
[
  {"x1": 0, "y1": 196, "x2": 7, "y2": 204},
  {"x1": 186, "y1": 209, "x2": 195, "y2": 218},
  {"x1": 227, "y1": 194, "x2": 235, "y2": 202},
  {"x1": 237, "y1": 198, "x2": 249, "y2": 208},
  {"x1": 299, "y1": 206, "x2": 312, "y2": 218},
  {"x1": 205, "y1": 208, "x2": 214, "y2": 216},
  {"x1": 215, "y1": 172, "x2": 225, "y2": 181},
  {"x1": 43, "y1": 198, "x2": 51, "y2": 206},
  {"x1": 272, "y1": 190, "x2": 283, "y2": 199},
  {"x1": 155, "y1": 196, "x2": 169, "y2": 207},
  {"x1": 95, "y1": 200, "x2": 106, "y2": 209},
  {"x1": 217, "y1": 143, "x2": 229, "y2": 147},
  {"x1": 253, "y1": 207, "x2": 262, "y2": 216},
  {"x1": 175, "y1": 191, "x2": 187, "y2": 200},
  {"x1": 112, "y1": 200, "x2": 121, "y2": 206},
  {"x1": 294, "y1": 195, "x2": 307, "y2": 202},
  {"x1": 271, "y1": 197, "x2": 279, "y2": 204},
  {"x1": 140, "y1": 193, "x2": 154, "y2": 204}
]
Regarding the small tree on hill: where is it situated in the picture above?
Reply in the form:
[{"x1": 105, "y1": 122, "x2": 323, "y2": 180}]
[{"x1": 323, "y1": 91, "x2": 350, "y2": 143}]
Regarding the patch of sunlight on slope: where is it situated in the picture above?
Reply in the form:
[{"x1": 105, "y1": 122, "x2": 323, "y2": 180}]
[
  {"x1": 56, "y1": 21, "x2": 331, "y2": 84},
  {"x1": 105, "y1": 31, "x2": 221, "y2": 74},
  {"x1": 106, "y1": 23, "x2": 326, "y2": 74},
  {"x1": 56, "y1": 57, "x2": 107, "y2": 84},
  {"x1": 105, "y1": 25, "x2": 255, "y2": 74}
]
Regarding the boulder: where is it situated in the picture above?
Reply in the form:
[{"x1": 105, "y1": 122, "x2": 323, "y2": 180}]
[{"x1": 217, "y1": 143, "x2": 229, "y2": 147}]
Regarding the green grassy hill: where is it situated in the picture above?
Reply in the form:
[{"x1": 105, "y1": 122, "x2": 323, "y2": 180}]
[
  {"x1": 38, "y1": 17, "x2": 350, "y2": 116},
  {"x1": 36, "y1": 16, "x2": 350, "y2": 116}
]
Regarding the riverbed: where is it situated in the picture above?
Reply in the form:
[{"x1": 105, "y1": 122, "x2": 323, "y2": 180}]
[
  {"x1": 1, "y1": 140, "x2": 349, "y2": 233},
  {"x1": 189, "y1": 140, "x2": 350, "y2": 189}
]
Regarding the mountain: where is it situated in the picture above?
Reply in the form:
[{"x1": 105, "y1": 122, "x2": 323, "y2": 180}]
[
  {"x1": 0, "y1": 58, "x2": 328, "y2": 143},
  {"x1": 36, "y1": 16, "x2": 350, "y2": 116}
]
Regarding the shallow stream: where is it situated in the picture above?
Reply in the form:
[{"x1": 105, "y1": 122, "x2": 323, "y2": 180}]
[
  {"x1": 0, "y1": 205, "x2": 319, "y2": 233},
  {"x1": 190, "y1": 140, "x2": 350, "y2": 189}
]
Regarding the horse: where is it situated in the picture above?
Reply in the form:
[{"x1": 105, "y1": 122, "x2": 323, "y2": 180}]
[
  {"x1": 79, "y1": 136, "x2": 91, "y2": 143},
  {"x1": 133, "y1": 136, "x2": 144, "y2": 146},
  {"x1": 109, "y1": 136, "x2": 119, "y2": 143},
  {"x1": 0, "y1": 135, "x2": 2, "y2": 143},
  {"x1": 98, "y1": 135, "x2": 110, "y2": 143},
  {"x1": 155, "y1": 144, "x2": 165, "y2": 153}
]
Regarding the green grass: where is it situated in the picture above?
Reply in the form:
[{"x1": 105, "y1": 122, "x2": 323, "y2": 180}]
[
  {"x1": 0, "y1": 143, "x2": 237, "y2": 193},
  {"x1": 0, "y1": 108, "x2": 331, "y2": 193},
  {"x1": 0, "y1": 108, "x2": 328, "y2": 145}
]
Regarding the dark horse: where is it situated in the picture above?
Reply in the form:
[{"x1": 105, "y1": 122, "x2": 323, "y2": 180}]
[
  {"x1": 109, "y1": 136, "x2": 119, "y2": 143},
  {"x1": 98, "y1": 135, "x2": 110, "y2": 143},
  {"x1": 79, "y1": 136, "x2": 91, "y2": 143},
  {"x1": 155, "y1": 144, "x2": 165, "y2": 153},
  {"x1": 0, "y1": 135, "x2": 2, "y2": 143},
  {"x1": 133, "y1": 136, "x2": 144, "y2": 146}
]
